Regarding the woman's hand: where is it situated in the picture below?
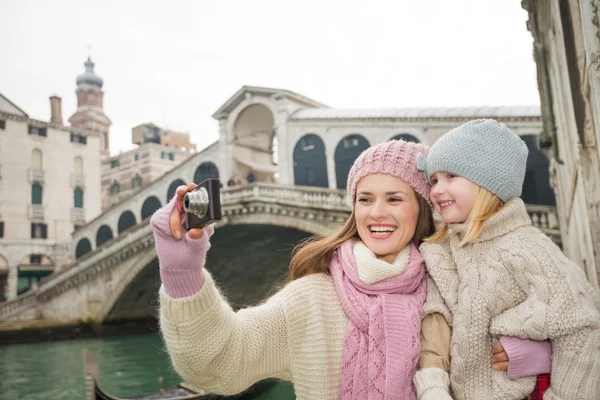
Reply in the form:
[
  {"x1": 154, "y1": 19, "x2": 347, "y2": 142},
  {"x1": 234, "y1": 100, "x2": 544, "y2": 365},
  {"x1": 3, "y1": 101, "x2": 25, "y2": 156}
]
[
  {"x1": 150, "y1": 183, "x2": 215, "y2": 298},
  {"x1": 169, "y1": 183, "x2": 204, "y2": 240}
]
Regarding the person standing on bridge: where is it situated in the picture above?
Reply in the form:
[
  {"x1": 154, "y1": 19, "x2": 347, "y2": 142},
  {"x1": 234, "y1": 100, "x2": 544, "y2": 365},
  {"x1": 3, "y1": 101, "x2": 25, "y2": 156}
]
[{"x1": 151, "y1": 139, "x2": 550, "y2": 400}]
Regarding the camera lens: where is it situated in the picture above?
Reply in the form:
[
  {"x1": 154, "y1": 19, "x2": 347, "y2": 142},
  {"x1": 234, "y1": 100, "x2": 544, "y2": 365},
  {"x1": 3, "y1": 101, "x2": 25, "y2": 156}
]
[{"x1": 183, "y1": 187, "x2": 209, "y2": 217}]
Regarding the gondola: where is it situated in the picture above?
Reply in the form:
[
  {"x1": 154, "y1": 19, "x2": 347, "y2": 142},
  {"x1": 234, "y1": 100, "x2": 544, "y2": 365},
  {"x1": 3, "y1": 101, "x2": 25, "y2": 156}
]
[{"x1": 84, "y1": 350, "x2": 280, "y2": 400}]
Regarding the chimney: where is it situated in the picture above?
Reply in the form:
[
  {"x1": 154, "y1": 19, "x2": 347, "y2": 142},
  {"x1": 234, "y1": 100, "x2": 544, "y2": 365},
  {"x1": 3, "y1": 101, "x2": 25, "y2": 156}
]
[{"x1": 50, "y1": 96, "x2": 63, "y2": 125}]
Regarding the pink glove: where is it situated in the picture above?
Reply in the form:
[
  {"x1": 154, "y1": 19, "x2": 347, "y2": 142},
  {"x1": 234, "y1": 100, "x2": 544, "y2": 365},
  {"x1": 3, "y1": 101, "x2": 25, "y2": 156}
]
[
  {"x1": 500, "y1": 337, "x2": 552, "y2": 379},
  {"x1": 150, "y1": 194, "x2": 214, "y2": 298}
]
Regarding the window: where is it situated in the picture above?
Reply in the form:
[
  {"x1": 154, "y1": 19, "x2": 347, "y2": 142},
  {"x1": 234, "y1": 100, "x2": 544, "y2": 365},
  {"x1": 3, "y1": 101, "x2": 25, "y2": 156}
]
[
  {"x1": 30, "y1": 254, "x2": 42, "y2": 264},
  {"x1": 131, "y1": 174, "x2": 142, "y2": 189},
  {"x1": 31, "y1": 223, "x2": 47, "y2": 239},
  {"x1": 28, "y1": 125, "x2": 47, "y2": 137},
  {"x1": 161, "y1": 152, "x2": 166, "y2": 159},
  {"x1": 0, "y1": 222, "x2": 4, "y2": 238},
  {"x1": 74, "y1": 188, "x2": 84, "y2": 208},
  {"x1": 0, "y1": 119, "x2": 5, "y2": 130},
  {"x1": 32, "y1": 183, "x2": 43, "y2": 205},
  {"x1": 168, "y1": 152, "x2": 174, "y2": 161},
  {"x1": 110, "y1": 181, "x2": 120, "y2": 195},
  {"x1": 110, "y1": 159, "x2": 120, "y2": 168},
  {"x1": 70, "y1": 134, "x2": 87, "y2": 144},
  {"x1": 134, "y1": 154, "x2": 140, "y2": 162}
]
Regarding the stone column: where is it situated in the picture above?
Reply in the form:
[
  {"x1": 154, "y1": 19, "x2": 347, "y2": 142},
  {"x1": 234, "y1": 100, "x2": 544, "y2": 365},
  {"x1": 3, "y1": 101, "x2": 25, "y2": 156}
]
[
  {"x1": 7, "y1": 264, "x2": 17, "y2": 299},
  {"x1": 325, "y1": 135, "x2": 338, "y2": 189}
]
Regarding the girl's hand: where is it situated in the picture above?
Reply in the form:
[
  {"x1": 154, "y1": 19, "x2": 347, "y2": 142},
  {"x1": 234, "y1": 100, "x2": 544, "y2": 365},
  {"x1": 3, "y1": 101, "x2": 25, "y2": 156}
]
[
  {"x1": 491, "y1": 340, "x2": 509, "y2": 372},
  {"x1": 169, "y1": 183, "x2": 204, "y2": 240}
]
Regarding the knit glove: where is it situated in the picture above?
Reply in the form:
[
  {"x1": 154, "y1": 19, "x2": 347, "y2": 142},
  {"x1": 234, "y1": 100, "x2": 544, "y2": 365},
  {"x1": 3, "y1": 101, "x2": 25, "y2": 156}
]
[
  {"x1": 150, "y1": 194, "x2": 214, "y2": 298},
  {"x1": 414, "y1": 368, "x2": 453, "y2": 400},
  {"x1": 500, "y1": 336, "x2": 552, "y2": 379}
]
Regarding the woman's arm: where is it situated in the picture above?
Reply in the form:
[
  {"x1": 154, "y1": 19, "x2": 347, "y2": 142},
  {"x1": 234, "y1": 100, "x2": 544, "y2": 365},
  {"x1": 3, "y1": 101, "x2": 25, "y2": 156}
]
[{"x1": 152, "y1": 185, "x2": 292, "y2": 394}]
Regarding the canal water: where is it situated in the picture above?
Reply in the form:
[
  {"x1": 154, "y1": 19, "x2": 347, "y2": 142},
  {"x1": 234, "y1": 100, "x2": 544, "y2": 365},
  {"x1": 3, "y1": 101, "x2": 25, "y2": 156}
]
[{"x1": 0, "y1": 332, "x2": 295, "y2": 399}]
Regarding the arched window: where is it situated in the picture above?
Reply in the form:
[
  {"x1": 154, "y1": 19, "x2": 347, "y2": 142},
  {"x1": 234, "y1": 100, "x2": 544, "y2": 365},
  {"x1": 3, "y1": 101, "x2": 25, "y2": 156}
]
[
  {"x1": 75, "y1": 238, "x2": 92, "y2": 259},
  {"x1": 131, "y1": 174, "x2": 142, "y2": 189},
  {"x1": 74, "y1": 188, "x2": 84, "y2": 208},
  {"x1": 334, "y1": 134, "x2": 370, "y2": 189},
  {"x1": 167, "y1": 179, "x2": 186, "y2": 202},
  {"x1": 96, "y1": 225, "x2": 114, "y2": 247},
  {"x1": 32, "y1": 149, "x2": 43, "y2": 169},
  {"x1": 110, "y1": 181, "x2": 120, "y2": 195},
  {"x1": 293, "y1": 134, "x2": 329, "y2": 188},
  {"x1": 118, "y1": 211, "x2": 137, "y2": 234},
  {"x1": 74, "y1": 156, "x2": 83, "y2": 175},
  {"x1": 194, "y1": 162, "x2": 219, "y2": 184},
  {"x1": 32, "y1": 183, "x2": 43, "y2": 204},
  {"x1": 141, "y1": 196, "x2": 162, "y2": 220}
]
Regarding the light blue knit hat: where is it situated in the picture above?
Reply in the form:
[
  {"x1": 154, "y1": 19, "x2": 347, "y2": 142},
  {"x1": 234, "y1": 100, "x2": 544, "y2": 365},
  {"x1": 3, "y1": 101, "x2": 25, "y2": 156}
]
[{"x1": 416, "y1": 119, "x2": 528, "y2": 202}]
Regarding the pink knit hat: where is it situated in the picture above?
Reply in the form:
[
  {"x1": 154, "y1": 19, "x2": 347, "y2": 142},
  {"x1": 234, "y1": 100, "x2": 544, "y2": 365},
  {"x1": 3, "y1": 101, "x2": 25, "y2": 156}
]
[{"x1": 347, "y1": 140, "x2": 431, "y2": 206}]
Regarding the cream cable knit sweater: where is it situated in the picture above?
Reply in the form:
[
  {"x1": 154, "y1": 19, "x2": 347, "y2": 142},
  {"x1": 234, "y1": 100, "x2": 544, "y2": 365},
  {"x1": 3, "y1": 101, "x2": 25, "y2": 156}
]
[
  {"x1": 420, "y1": 198, "x2": 600, "y2": 400},
  {"x1": 159, "y1": 242, "x2": 411, "y2": 400}
]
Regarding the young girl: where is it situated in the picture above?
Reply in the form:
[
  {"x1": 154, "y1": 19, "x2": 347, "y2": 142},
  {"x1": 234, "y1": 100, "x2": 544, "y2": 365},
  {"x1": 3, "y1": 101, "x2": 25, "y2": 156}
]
[
  {"x1": 414, "y1": 119, "x2": 600, "y2": 400},
  {"x1": 152, "y1": 139, "x2": 549, "y2": 400}
]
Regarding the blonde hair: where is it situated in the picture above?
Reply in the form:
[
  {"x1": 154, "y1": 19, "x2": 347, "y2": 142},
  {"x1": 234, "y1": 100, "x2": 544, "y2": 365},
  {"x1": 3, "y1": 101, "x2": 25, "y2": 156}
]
[{"x1": 426, "y1": 184, "x2": 504, "y2": 247}]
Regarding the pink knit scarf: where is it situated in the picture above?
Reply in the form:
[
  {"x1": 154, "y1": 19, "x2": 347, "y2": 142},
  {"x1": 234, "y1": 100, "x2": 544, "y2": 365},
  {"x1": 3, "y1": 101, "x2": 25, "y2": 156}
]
[{"x1": 330, "y1": 240, "x2": 427, "y2": 400}]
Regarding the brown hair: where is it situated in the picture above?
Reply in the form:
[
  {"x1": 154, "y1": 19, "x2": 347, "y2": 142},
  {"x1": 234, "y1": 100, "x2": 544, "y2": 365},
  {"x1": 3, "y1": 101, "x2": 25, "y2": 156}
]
[
  {"x1": 288, "y1": 193, "x2": 434, "y2": 281},
  {"x1": 426, "y1": 184, "x2": 504, "y2": 247}
]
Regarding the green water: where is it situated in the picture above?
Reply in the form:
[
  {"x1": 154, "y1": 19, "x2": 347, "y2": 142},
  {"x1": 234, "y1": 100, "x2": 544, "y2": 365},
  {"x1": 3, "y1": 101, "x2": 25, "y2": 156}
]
[{"x1": 0, "y1": 332, "x2": 295, "y2": 400}]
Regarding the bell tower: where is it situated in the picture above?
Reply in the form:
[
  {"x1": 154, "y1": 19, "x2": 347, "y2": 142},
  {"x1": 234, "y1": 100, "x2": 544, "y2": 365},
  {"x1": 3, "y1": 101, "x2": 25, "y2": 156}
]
[{"x1": 68, "y1": 56, "x2": 112, "y2": 158}]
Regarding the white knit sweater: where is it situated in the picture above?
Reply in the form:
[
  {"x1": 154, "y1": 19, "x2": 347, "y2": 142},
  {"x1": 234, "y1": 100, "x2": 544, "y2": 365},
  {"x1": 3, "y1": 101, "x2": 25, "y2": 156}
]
[
  {"x1": 159, "y1": 242, "x2": 411, "y2": 399},
  {"x1": 420, "y1": 198, "x2": 600, "y2": 400}
]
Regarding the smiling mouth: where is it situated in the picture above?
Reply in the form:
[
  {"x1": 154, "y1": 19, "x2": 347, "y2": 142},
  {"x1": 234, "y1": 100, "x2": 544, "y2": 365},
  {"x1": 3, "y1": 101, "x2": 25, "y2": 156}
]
[
  {"x1": 369, "y1": 225, "x2": 397, "y2": 236},
  {"x1": 438, "y1": 201, "x2": 454, "y2": 209}
]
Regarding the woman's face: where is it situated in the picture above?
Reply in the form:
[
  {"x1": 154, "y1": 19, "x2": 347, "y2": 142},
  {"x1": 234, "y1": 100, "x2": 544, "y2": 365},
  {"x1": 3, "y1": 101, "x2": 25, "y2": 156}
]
[{"x1": 354, "y1": 174, "x2": 420, "y2": 263}]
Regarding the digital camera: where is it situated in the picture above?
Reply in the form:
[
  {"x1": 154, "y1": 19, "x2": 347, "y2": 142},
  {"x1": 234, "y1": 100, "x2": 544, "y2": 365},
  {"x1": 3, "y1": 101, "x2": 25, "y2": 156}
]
[{"x1": 182, "y1": 178, "x2": 222, "y2": 230}]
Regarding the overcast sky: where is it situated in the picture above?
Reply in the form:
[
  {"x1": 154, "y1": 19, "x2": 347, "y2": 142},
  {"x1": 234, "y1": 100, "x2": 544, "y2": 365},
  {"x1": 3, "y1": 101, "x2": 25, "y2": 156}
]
[{"x1": 0, "y1": 0, "x2": 539, "y2": 156}]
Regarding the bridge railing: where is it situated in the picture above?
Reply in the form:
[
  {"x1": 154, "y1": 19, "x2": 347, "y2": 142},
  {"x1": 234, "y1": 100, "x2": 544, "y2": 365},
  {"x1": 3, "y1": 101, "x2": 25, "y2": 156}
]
[
  {"x1": 222, "y1": 184, "x2": 560, "y2": 237},
  {"x1": 222, "y1": 183, "x2": 350, "y2": 210}
]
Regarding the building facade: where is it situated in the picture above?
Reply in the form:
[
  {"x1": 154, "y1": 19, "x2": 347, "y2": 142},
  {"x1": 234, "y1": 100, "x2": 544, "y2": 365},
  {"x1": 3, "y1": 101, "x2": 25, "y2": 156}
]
[
  {"x1": 522, "y1": 0, "x2": 600, "y2": 290},
  {"x1": 101, "y1": 123, "x2": 196, "y2": 211},
  {"x1": 0, "y1": 94, "x2": 102, "y2": 300}
]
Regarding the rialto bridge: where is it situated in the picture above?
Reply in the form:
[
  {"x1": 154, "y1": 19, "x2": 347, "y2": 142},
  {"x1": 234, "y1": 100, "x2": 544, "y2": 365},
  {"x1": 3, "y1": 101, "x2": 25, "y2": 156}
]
[{"x1": 0, "y1": 86, "x2": 564, "y2": 326}]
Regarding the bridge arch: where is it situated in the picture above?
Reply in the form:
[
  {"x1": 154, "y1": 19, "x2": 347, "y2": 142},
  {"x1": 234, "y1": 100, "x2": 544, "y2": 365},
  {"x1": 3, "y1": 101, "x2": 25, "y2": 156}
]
[
  {"x1": 96, "y1": 225, "x2": 114, "y2": 247},
  {"x1": 167, "y1": 179, "x2": 186, "y2": 202},
  {"x1": 232, "y1": 104, "x2": 277, "y2": 183},
  {"x1": 141, "y1": 196, "x2": 162, "y2": 220},
  {"x1": 75, "y1": 238, "x2": 92, "y2": 259},
  {"x1": 193, "y1": 162, "x2": 219, "y2": 185},
  {"x1": 100, "y1": 224, "x2": 313, "y2": 322},
  {"x1": 334, "y1": 134, "x2": 370, "y2": 189},
  {"x1": 118, "y1": 211, "x2": 137, "y2": 234},
  {"x1": 390, "y1": 133, "x2": 420, "y2": 143},
  {"x1": 293, "y1": 134, "x2": 328, "y2": 188}
]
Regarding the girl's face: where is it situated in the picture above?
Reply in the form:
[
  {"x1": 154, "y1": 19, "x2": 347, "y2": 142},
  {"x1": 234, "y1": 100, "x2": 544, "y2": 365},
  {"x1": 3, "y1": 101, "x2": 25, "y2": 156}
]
[
  {"x1": 430, "y1": 171, "x2": 475, "y2": 223},
  {"x1": 354, "y1": 174, "x2": 420, "y2": 264}
]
